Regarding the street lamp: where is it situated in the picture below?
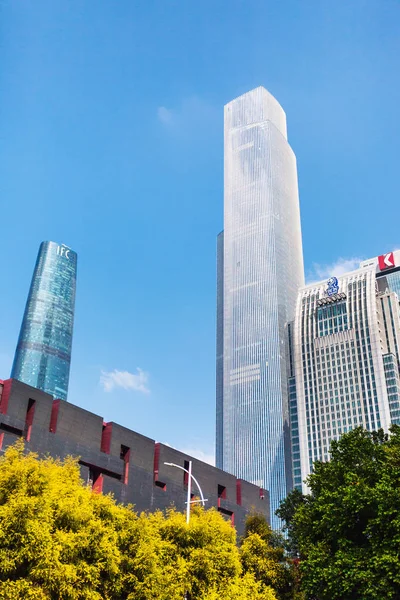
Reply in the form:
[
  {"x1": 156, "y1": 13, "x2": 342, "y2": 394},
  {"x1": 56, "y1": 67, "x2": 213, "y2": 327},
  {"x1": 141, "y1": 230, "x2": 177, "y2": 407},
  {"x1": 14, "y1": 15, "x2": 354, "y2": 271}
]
[{"x1": 164, "y1": 461, "x2": 206, "y2": 524}]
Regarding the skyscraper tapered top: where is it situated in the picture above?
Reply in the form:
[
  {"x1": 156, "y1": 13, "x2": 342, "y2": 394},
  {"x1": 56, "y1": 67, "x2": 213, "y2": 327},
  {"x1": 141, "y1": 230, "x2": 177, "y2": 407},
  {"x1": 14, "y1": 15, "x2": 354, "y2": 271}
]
[
  {"x1": 11, "y1": 241, "x2": 77, "y2": 401},
  {"x1": 216, "y1": 87, "x2": 304, "y2": 528},
  {"x1": 224, "y1": 86, "x2": 288, "y2": 139}
]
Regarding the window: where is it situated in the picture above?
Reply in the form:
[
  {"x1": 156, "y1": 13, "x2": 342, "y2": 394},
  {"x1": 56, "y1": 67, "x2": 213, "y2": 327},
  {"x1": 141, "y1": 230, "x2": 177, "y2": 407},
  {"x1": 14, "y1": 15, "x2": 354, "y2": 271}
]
[
  {"x1": 218, "y1": 484, "x2": 227, "y2": 500},
  {"x1": 79, "y1": 461, "x2": 121, "y2": 494},
  {"x1": 153, "y1": 443, "x2": 167, "y2": 491},
  {"x1": 155, "y1": 481, "x2": 167, "y2": 491},
  {"x1": 120, "y1": 445, "x2": 130, "y2": 485},
  {"x1": 183, "y1": 460, "x2": 190, "y2": 486},
  {"x1": 0, "y1": 422, "x2": 23, "y2": 437},
  {"x1": 24, "y1": 399, "x2": 36, "y2": 442},
  {"x1": 90, "y1": 468, "x2": 103, "y2": 493},
  {"x1": 218, "y1": 506, "x2": 234, "y2": 526}
]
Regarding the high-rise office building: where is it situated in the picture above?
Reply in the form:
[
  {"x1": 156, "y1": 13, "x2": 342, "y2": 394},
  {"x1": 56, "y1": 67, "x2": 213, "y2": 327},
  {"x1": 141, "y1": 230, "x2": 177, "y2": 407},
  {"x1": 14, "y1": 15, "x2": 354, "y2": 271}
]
[
  {"x1": 290, "y1": 250, "x2": 400, "y2": 491},
  {"x1": 11, "y1": 241, "x2": 77, "y2": 401},
  {"x1": 216, "y1": 87, "x2": 304, "y2": 527}
]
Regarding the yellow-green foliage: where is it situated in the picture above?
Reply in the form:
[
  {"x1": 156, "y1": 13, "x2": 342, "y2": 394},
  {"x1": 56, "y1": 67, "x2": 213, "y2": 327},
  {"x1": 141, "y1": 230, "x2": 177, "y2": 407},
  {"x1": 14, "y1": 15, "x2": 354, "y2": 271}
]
[
  {"x1": 0, "y1": 439, "x2": 127, "y2": 599},
  {"x1": 241, "y1": 512, "x2": 303, "y2": 600},
  {"x1": 0, "y1": 441, "x2": 278, "y2": 599}
]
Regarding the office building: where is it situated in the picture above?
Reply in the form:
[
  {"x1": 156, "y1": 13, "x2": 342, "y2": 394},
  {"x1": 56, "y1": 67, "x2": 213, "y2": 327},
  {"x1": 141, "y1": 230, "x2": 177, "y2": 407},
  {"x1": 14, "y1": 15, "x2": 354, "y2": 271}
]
[
  {"x1": 11, "y1": 241, "x2": 77, "y2": 401},
  {"x1": 216, "y1": 87, "x2": 304, "y2": 527},
  {"x1": 290, "y1": 250, "x2": 400, "y2": 491},
  {"x1": 0, "y1": 378, "x2": 270, "y2": 535}
]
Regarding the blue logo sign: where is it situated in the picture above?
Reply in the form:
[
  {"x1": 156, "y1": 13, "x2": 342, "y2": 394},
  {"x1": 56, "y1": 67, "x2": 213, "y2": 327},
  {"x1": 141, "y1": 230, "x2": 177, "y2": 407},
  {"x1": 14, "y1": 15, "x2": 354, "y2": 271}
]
[{"x1": 326, "y1": 276, "x2": 339, "y2": 296}]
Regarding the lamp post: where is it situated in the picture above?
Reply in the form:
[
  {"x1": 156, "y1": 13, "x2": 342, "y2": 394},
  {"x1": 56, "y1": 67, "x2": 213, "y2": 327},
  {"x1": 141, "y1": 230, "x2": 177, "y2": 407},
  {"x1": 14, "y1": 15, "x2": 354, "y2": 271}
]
[
  {"x1": 164, "y1": 461, "x2": 206, "y2": 600},
  {"x1": 164, "y1": 461, "x2": 206, "y2": 524}
]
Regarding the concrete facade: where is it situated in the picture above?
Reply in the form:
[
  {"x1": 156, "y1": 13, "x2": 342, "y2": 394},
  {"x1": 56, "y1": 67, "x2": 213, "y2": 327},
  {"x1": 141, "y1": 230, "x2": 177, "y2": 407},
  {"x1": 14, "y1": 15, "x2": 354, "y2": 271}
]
[
  {"x1": 0, "y1": 378, "x2": 269, "y2": 536},
  {"x1": 290, "y1": 250, "x2": 400, "y2": 492}
]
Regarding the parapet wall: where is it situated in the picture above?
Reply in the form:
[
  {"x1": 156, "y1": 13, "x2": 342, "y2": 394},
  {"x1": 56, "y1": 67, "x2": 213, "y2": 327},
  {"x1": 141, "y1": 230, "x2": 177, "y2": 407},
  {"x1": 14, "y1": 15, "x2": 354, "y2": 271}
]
[{"x1": 0, "y1": 379, "x2": 270, "y2": 536}]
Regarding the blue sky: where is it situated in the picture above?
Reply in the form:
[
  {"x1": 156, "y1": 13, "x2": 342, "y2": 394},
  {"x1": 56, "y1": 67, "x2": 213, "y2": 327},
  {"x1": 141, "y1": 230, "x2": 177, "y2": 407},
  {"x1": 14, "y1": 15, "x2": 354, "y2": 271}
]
[{"x1": 1, "y1": 0, "x2": 399, "y2": 464}]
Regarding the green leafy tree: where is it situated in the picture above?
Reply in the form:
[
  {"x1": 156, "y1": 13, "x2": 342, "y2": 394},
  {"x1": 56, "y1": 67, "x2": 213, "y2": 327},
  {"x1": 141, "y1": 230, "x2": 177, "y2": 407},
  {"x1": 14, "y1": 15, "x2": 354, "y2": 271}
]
[
  {"x1": 277, "y1": 426, "x2": 400, "y2": 600},
  {"x1": 275, "y1": 488, "x2": 305, "y2": 557}
]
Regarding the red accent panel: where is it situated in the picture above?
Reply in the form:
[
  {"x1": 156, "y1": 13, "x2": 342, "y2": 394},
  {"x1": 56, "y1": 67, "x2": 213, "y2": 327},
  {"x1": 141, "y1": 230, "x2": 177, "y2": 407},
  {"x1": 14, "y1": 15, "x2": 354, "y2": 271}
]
[
  {"x1": 122, "y1": 447, "x2": 130, "y2": 485},
  {"x1": 259, "y1": 488, "x2": 265, "y2": 500},
  {"x1": 231, "y1": 512, "x2": 235, "y2": 526},
  {"x1": 0, "y1": 433, "x2": 4, "y2": 450},
  {"x1": 93, "y1": 473, "x2": 103, "y2": 493},
  {"x1": 123, "y1": 462, "x2": 129, "y2": 485},
  {"x1": 101, "y1": 422, "x2": 112, "y2": 454},
  {"x1": 49, "y1": 400, "x2": 60, "y2": 433},
  {"x1": 25, "y1": 399, "x2": 36, "y2": 442},
  {"x1": 183, "y1": 460, "x2": 189, "y2": 486},
  {"x1": 0, "y1": 379, "x2": 12, "y2": 415},
  {"x1": 236, "y1": 480, "x2": 242, "y2": 505},
  {"x1": 378, "y1": 252, "x2": 395, "y2": 271},
  {"x1": 153, "y1": 443, "x2": 167, "y2": 490},
  {"x1": 153, "y1": 442, "x2": 160, "y2": 481}
]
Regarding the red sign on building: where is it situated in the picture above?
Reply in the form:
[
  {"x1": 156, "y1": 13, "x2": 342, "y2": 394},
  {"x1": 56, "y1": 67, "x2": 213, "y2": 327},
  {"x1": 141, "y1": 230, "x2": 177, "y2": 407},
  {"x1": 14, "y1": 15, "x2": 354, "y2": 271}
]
[{"x1": 378, "y1": 252, "x2": 395, "y2": 271}]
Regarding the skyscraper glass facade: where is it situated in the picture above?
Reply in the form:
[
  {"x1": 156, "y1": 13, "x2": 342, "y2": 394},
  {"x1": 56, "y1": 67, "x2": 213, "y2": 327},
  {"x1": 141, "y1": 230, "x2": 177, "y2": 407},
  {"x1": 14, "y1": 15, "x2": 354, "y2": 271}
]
[
  {"x1": 216, "y1": 87, "x2": 304, "y2": 528},
  {"x1": 11, "y1": 241, "x2": 77, "y2": 401},
  {"x1": 377, "y1": 270, "x2": 400, "y2": 302}
]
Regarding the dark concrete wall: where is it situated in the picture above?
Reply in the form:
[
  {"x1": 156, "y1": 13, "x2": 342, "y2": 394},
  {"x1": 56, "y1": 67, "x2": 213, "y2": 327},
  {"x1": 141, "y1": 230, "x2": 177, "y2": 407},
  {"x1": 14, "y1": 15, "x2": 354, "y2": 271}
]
[{"x1": 0, "y1": 379, "x2": 270, "y2": 536}]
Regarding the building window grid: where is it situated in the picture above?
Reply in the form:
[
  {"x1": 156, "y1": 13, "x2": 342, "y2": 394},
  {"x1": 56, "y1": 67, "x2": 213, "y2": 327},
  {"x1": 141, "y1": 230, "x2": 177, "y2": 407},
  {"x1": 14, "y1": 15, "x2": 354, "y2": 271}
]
[
  {"x1": 299, "y1": 273, "x2": 390, "y2": 486},
  {"x1": 387, "y1": 297, "x2": 400, "y2": 369},
  {"x1": 317, "y1": 301, "x2": 348, "y2": 338}
]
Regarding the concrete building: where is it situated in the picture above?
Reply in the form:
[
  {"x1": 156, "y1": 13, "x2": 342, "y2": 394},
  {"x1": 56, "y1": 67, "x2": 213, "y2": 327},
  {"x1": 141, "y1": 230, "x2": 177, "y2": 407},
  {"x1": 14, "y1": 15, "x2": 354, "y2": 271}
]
[
  {"x1": 290, "y1": 250, "x2": 400, "y2": 491},
  {"x1": 0, "y1": 378, "x2": 269, "y2": 536},
  {"x1": 216, "y1": 87, "x2": 304, "y2": 527}
]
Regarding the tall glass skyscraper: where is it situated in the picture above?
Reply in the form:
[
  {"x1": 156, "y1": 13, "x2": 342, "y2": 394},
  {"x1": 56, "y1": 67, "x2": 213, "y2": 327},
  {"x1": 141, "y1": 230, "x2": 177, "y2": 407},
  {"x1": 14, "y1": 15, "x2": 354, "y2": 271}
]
[
  {"x1": 11, "y1": 241, "x2": 77, "y2": 401},
  {"x1": 216, "y1": 87, "x2": 304, "y2": 528}
]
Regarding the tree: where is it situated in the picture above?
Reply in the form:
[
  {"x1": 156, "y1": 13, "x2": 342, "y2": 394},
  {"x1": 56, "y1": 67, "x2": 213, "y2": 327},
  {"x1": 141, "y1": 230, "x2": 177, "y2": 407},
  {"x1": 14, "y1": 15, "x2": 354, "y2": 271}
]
[
  {"x1": 277, "y1": 426, "x2": 400, "y2": 600},
  {"x1": 119, "y1": 505, "x2": 278, "y2": 600},
  {"x1": 0, "y1": 439, "x2": 129, "y2": 599},
  {"x1": 275, "y1": 488, "x2": 306, "y2": 557},
  {"x1": 0, "y1": 441, "x2": 277, "y2": 599},
  {"x1": 240, "y1": 513, "x2": 304, "y2": 600}
]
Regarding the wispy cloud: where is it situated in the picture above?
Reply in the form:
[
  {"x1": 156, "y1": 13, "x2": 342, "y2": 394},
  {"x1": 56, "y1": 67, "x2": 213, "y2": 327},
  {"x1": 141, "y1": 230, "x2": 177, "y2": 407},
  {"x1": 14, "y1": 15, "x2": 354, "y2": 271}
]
[
  {"x1": 100, "y1": 368, "x2": 150, "y2": 394},
  {"x1": 157, "y1": 106, "x2": 174, "y2": 126},
  {"x1": 156, "y1": 95, "x2": 217, "y2": 133},
  {"x1": 160, "y1": 443, "x2": 215, "y2": 466},
  {"x1": 179, "y1": 448, "x2": 215, "y2": 466},
  {"x1": 308, "y1": 256, "x2": 363, "y2": 284}
]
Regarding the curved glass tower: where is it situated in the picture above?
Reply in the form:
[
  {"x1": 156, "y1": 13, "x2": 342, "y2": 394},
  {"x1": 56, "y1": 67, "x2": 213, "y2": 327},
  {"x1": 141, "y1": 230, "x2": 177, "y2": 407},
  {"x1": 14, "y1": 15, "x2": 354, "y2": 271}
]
[
  {"x1": 11, "y1": 241, "x2": 77, "y2": 401},
  {"x1": 216, "y1": 87, "x2": 304, "y2": 528}
]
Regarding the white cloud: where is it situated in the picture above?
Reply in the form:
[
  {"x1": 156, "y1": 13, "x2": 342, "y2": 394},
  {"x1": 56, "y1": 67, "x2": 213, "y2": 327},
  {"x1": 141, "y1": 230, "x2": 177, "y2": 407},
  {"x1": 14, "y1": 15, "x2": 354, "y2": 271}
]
[
  {"x1": 100, "y1": 368, "x2": 150, "y2": 394},
  {"x1": 308, "y1": 256, "x2": 363, "y2": 284},
  {"x1": 156, "y1": 96, "x2": 217, "y2": 133},
  {"x1": 157, "y1": 106, "x2": 174, "y2": 126},
  {"x1": 159, "y1": 443, "x2": 215, "y2": 466},
  {"x1": 179, "y1": 448, "x2": 215, "y2": 466}
]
